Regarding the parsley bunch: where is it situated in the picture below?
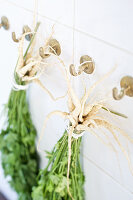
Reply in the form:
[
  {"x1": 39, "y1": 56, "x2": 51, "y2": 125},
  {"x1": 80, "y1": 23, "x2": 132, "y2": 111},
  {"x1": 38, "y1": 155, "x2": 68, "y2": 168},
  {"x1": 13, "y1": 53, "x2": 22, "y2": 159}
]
[
  {"x1": 0, "y1": 23, "x2": 40, "y2": 200},
  {"x1": 0, "y1": 90, "x2": 39, "y2": 200},
  {"x1": 32, "y1": 130, "x2": 84, "y2": 200}
]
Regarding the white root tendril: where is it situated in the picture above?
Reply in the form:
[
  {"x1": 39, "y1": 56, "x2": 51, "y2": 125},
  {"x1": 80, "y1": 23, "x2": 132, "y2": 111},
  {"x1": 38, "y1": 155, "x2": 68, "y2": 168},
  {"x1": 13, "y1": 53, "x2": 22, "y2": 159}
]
[
  {"x1": 13, "y1": 28, "x2": 68, "y2": 102},
  {"x1": 37, "y1": 110, "x2": 74, "y2": 153},
  {"x1": 34, "y1": 79, "x2": 68, "y2": 101},
  {"x1": 79, "y1": 66, "x2": 117, "y2": 120}
]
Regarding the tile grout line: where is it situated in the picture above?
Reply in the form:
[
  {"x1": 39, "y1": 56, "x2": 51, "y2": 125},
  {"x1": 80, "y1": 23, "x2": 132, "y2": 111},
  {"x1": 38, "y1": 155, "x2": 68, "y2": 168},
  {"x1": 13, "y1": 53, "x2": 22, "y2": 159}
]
[{"x1": 83, "y1": 154, "x2": 133, "y2": 196}]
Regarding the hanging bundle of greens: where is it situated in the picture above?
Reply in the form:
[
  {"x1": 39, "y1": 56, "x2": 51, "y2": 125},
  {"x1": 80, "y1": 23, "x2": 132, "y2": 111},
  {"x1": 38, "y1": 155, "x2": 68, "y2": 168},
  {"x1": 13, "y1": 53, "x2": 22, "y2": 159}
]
[
  {"x1": 0, "y1": 23, "x2": 40, "y2": 200},
  {"x1": 0, "y1": 90, "x2": 38, "y2": 200},
  {"x1": 32, "y1": 131, "x2": 84, "y2": 200},
  {"x1": 32, "y1": 55, "x2": 130, "y2": 200}
]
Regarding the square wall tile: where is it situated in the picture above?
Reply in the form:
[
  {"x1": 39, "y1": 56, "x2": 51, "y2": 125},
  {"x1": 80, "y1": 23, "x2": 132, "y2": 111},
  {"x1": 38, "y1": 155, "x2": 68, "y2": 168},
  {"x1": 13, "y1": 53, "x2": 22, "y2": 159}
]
[{"x1": 76, "y1": 0, "x2": 133, "y2": 52}]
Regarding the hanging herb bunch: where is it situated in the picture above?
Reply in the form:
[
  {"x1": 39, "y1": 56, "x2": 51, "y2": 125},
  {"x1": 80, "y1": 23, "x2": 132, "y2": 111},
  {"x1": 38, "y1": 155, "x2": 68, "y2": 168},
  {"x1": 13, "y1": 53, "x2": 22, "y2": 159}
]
[
  {"x1": 0, "y1": 23, "x2": 41, "y2": 200},
  {"x1": 32, "y1": 130, "x2": 84, "y2": 200},
  {"x1": 32, "y1": 52, "x2": 132, "y2": 200},
  {"x1": 0, "y1": 18, "x2": 64, "y2": 199}
]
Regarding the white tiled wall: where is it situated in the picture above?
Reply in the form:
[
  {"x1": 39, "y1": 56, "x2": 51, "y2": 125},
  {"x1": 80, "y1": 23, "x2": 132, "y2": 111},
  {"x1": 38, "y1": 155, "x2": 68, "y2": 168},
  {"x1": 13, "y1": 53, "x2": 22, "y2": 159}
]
[{"x1": 0, "y1": 0, "x2": 133, "y2": 200}]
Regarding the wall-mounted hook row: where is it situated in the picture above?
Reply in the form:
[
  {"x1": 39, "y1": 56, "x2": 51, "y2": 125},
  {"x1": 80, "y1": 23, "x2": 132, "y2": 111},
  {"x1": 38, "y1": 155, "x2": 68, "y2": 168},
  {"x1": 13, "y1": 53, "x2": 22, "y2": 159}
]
[
  {"x1": 69, "y1": 55, "x2": 95, "y2": 76},
  {"x1": 39, "y1": 38, "x2": 61, "y2": 58},
  {"x1": 0, "y1": 16, "x2": 9, "y2": 30},
  {"x1": 113, "y1": 76, "x2": 133, "y2": 100},
  {"x1": 12, "y1": 25, "x2": 33, "y2": 42}
]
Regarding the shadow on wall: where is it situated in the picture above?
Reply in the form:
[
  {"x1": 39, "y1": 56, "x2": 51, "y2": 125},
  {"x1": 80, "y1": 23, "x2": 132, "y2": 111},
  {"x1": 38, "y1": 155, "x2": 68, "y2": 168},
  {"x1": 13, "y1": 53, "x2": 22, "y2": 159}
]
[{"x1": 0, "y1": 192, "x2": 8, "y2": 200}]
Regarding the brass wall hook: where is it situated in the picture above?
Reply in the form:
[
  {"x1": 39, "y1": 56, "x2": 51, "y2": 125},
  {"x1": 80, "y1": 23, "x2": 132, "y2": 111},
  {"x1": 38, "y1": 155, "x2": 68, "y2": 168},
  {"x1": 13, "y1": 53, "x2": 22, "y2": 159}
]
[
  {"x1": 69, "y1": 55, "x2": 95, "y2": 76},
  {"x1": 12, "y1": 25, "x2": 32, "y2": 42},
  {"x1": 49, "y1": 39, "x2": 61, "y2": 56},
  {"x1": 113, "y1": 76, "x2": 133, "y2": 100},
  {"x1": 12, "y1": 32, "x2": 19, "y2": 42},
  {"x1": 39, "y1": 47, "x2": 50, "y2": 58},
  {"x1": 69, "y1": 64, "x2": 78, "y2": 76},
  {"x1": 39, "y1": 38, "x2": 61, "y2": 58},
  {"x1": 0, "y1": 16, "x2": 9, "y2": 30},
  {"x1": 79, "y1": 55, "x2": 95, "y2": 74},
  {"x1": 23, "y1": 25, "x2": 33, "y2": 41}
]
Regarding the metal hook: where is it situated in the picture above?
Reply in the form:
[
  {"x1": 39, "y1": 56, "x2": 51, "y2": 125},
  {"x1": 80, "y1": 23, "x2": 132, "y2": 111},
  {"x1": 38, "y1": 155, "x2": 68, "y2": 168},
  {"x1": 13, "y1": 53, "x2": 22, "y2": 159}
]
[
  {"x1": 12, "y1": 25, "x2": 32, "y2": 43},
  {"x1": 12, "y1": 32, "x2": 19, "y2": 42},
  {"x1": 39, "y1": 47, "x2": 50, "y2": 58},
  {"x1": 69, "y1": 55, "x2": 95, "y2": 76},
  {"x1": 79, "y1": 55, "x2": 95, "y2": 74},
  {"x1": 22, "y1": 25, "x2": 33, "y2": 41},
  {"x1": 39, "y1": 38, "x2": 61, "y2": 58},
  {"x1": 112, "y1": 87, "x2": 125, "y2": 100},
  {"x1": 69, "y1": 64, "x2": 78, "y2": 76},
  {"x1": 0, "y1": 16, "x2": 9, "y2": 30},
  {"x1": 113, "y1": 76, "x2": 133, "y2": 100}
]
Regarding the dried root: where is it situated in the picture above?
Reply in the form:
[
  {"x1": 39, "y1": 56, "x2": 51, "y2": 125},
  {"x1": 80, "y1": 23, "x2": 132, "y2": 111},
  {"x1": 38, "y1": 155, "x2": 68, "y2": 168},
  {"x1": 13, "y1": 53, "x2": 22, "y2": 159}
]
[{"x1": 13, "y1": 24, "x2": 66, "y2": 101}]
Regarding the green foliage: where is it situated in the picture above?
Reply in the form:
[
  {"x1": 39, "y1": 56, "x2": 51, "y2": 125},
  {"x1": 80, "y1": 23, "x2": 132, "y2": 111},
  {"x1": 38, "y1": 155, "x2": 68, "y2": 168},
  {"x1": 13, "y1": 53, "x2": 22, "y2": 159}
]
[
  {"x1": 0, "y1": 22, "x2": 40, "y2": 200},
  {"x1": 32, "y1": 131, "x2": 85, "y2": 200},
  {"x1": 0, "y1": 89, "x2": 39, "y2": 200}
]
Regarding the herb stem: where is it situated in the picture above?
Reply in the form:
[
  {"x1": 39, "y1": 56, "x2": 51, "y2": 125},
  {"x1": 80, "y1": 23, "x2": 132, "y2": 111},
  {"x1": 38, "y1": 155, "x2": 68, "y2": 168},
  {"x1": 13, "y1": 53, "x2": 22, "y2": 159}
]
[
  {"x1": 24, "y1": 22, "x2": 40, "y2": 59},
  {"x1": 102, "y1": 106, "x2": 128, "y2": 118}
]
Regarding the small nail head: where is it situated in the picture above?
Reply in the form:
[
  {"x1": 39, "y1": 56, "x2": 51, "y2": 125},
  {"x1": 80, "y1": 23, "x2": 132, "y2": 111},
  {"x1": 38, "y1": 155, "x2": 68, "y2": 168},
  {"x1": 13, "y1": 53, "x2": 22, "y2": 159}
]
[
  {"x1": 80, "y1": 55, "x2": 95, "y2": 74},
  {"x1": 120, "y1": 76, "x2": 133, "y2": 97},
  {"x1": 1, "y1": 16, "x2": 9, "y2": 30}
]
